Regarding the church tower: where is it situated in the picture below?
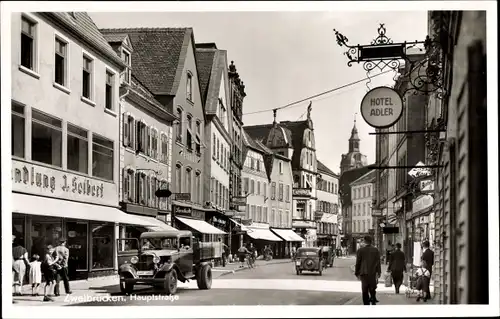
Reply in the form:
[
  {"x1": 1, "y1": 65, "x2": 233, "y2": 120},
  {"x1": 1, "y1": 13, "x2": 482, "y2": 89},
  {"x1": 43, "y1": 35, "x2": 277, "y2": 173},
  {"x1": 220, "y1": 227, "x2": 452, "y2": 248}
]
[{"x1": 340, "y1": 115, "x2": 368, "y2": 174}]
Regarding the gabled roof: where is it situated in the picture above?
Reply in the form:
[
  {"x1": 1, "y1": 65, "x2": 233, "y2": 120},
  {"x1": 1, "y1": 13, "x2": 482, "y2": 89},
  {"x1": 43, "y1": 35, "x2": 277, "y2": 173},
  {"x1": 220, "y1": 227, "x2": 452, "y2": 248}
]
[
  {"x1": 196, "y1": 48, "x2": 228, "y2": 115},
  {"x1": 102, "y1": 33, "x2": 128, "y2": 43},
  {"x1": 317, "y1": 160, "x2": 338, "y2": 178},
  {"x1": 195, "y1": 49, "x2": 216, "y2": 107},
  {"x1": 244, "y1": 120, "x2": 308, "y2": 169},
  {"x1": 99, "y1": 27, "x2": 196, "y2": 95},
  {"x1": 40, "y1": 12, "x2": 126, "y2": 69},
  {"x1": 350, "y1": 170, "x2": 376, "y2": 187}
]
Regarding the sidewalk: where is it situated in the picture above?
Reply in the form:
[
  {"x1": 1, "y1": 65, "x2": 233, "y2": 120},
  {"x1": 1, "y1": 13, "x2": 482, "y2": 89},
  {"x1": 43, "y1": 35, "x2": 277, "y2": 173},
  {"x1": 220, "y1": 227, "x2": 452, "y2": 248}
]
[
  {"x1": 343, "y1": 293, "x2": 438, "y2": 305},
  {"x1": 12, "y1": 258, "x2": 292, "y2": 306}
]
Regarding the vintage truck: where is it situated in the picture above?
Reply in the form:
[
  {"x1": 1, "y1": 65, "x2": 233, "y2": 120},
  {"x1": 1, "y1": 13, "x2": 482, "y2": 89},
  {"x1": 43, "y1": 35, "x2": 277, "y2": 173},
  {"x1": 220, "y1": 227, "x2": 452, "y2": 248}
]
[{"x1": 117, "y1": 229, "x2": 223, "y2": 295}]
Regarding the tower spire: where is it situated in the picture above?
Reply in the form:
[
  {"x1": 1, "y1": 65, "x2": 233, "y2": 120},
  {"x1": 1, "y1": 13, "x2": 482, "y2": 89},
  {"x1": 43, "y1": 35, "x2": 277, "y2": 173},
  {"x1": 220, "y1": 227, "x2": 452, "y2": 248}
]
[{"x1": 273, "y1": 109, "x2": 277, "y2": 125}]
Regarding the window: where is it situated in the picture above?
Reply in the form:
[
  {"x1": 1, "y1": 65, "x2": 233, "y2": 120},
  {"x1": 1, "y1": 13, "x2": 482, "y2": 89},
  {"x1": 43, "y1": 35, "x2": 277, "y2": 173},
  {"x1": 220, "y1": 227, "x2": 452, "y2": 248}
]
[
  {"x1": 264, "y1": 207, "x2": 268, "y2": 223},
  {"x1": 195, "y1": 172, "x2": 201, "y2": 204},
  {"x1": 122, "y1": 49, "x2": 130, "y2": 84},
  {"x1": 279, "y1": 161, "x2": 283, "y2": 174},
  {"x1": 176, "y1": 107, "x2": 183, "y2": 142},
  {"x1": 175, "y1": 164, "x2": 182, "y2": 193},
  {"x1": 123, "y1": 169, "x2": 134, "y2": 202},
  {"x1": 250, "y1": 158, "x2": 254, "y2": 170},
  {"x1": 212, "y1": 134, "x2": 216, "y2": 157},
  {"x1": 123, "y1": 114, "x2": 135, "y2": 148},
  {"x1": 195, "y1": 121, "x2": 201, "y2": 155},
  {"x1": 12, "y1": 102, "x2": 25, "y2": 158},
  {"x1": 257, "y1": 181, "x2": 261, "y2": 195},
  {"x1": 250, "y1": 179, "x2": 255, "y2": 194},
  {"x1": 21, "y1": 16, "x2": 36, "y2": 70},
  {"x1": 186, "y1": 72, "x2": 193, "y2": 101},
  {"x1": 151, "y1": 128, "x2": 158, "y2": 159},
  {"x1": 82, "y1": 55, "x2": 93, "y2": 99},
  {"x1": 186, "y1": 115, "x2": 193, "y2": 151},
  {"x1": 92, "y1": 134, "x2": 114, "y2": 181},
  {"x1": 285, "y1": 185, "x2": 290, "y2": 202},
  {"x1": 151, "y1": 176, "x2": 158, "y2": 207},
  {"x1": 105, "y1": 71, "x2": 114, "y2": 110},
  {"x1": 91, "y1": 223, "x2": 114, "y2": 270},
  {"x1": 243, "y1": 178, "x2": 249, "y2": 194},
  {"x1": 256, "y1": 160, "x2": 260, "y2": 172},
  {"x1": 32, "y1": 109, "x2": 62, "y2": 167},
  {"x1": 67, "y1": 124, "x2": 88, "y2": 174},
  {"x1": 271, "y1": 182, "x2": 276, "y2": 200},
  {"x1": 257, "y1": 206, "x2": 262, "y2": 222},
  {"x1": 136, "y1": 121, "x2": 147, "y2": 153},
  {"x1": 278, "y1": 183, "x2": 284, "y2": 201},
  {"x1": 160, "y1": 133, "x2": 169, "y2": 163},
  {"x1": 363, "y1": 187, "x2": 366, "y2": 198},
  {"x1": 54, "y1": 37, "x2": 67, "y2": 86},
  {"x1": 185, "y1": 168, "x2": 192, "y2": 195},
  {"x1": 263, "y1": 183, "x2": 267, "y2": 198},
  {"x1": 216, "y1": 139, "x2": 220, "y2": 161}
]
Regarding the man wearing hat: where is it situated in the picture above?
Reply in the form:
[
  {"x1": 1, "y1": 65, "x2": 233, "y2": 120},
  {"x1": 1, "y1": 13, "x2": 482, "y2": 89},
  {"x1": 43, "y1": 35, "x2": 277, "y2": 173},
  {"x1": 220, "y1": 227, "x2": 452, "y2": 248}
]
[{"x1": 54, "y1": 238, "x2": 72, "y2": 296}]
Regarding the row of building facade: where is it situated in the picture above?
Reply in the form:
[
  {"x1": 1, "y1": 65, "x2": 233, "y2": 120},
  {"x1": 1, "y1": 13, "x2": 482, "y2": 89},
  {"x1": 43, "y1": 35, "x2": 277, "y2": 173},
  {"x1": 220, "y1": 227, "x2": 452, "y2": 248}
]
[{"x1": 11, "y1": 12, "x2": 341, "y2": 279}]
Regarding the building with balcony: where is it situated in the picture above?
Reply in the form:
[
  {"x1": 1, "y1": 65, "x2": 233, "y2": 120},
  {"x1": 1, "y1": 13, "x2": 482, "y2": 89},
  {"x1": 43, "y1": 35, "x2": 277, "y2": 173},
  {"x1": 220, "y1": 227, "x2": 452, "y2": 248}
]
[
  {"x1": 11, "y1": 12, "x2": 157, "y2": 279},
  {"x1": 244, "y1": 103, "x2": 319, "y2": 247},
  {"x1": 316, "y1": 160, "x2": 340, "y2": 248},
  {"x1": 350, "y1": 170, "x2": 376, "y2": 251}
]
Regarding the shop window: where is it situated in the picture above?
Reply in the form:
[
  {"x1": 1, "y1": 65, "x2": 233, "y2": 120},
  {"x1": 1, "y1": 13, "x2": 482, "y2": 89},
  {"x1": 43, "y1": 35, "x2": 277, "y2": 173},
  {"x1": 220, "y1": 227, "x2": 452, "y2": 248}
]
[
  {"x1": 32, "y1": 109, "x2": 62, "y2": 167},
  {"x1": 12, "y1": 102, "x2": 25, "y2": 158},
  {"x1": 12, "y1": 216, "x2": 26, "y2": 248},
  {"x1": 92, "y1": 134, "x2": 114, "y2": 181},
  {"x1": 31, "y1": 217, "x2": 63, "y2": 258},
  {"x1": 66, "y1": 221, "x2": 88, "y2": 271},
  {"x1": 91, "y1": 223, "x2": 114, "y2": 270},
  {"x1": 67, "y1": 123, "x2": 88, "y2": 174}
]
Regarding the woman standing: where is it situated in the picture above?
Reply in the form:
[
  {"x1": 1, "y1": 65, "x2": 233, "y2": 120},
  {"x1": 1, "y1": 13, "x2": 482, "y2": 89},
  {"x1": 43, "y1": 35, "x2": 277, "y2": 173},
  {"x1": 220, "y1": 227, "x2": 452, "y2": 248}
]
[
  {"x1": 12, "y1": 237, "x2": 29, "y2": 296},
  {"x1": 41, "y1": 245, "x2": 60, "y2": 302}
]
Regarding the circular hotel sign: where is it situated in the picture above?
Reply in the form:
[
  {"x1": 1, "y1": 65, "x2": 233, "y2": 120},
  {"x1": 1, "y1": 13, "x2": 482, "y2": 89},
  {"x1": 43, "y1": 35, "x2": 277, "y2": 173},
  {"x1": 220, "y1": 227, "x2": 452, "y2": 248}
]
[{"x1": 360, "y1": 86, "x2": 403, "y2": 129}]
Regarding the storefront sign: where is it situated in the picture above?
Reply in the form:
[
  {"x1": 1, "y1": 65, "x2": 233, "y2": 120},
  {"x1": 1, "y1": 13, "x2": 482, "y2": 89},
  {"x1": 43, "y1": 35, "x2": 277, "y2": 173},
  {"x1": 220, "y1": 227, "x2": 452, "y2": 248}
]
[
  {"x1": 174, "y1": 193, "x2": 191, "y2": 201},
  {"x1": 408, "y1": 161, "x2": 433, "y2": 178},
  {"x1": 232, "y1": 197, "x2": 247, "y2": 206},
  {"x1": 360, "y1": 86, "x2": 403, "y2": 128},
  {"x1": 412, "y1": 195, "x2": 434, "y2": 214},
  {"x1": 419, "y1": 179, "x2": 435, "y2": 192},
  {"x1": 292, "y1": 188, "x2": 312, "y2": 197},
  {"x1": 11, "y1": 160, "x2": 117, "y2": 206},
  {"x1": 173, "y1": 206, "x2": 192, "y2": 217}
]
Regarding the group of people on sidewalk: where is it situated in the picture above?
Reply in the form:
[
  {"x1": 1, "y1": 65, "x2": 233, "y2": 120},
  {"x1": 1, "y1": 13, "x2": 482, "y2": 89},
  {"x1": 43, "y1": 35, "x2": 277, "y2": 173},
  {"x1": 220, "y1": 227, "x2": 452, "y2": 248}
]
[
  {"x1": 354, "y1": 235, "x2": 435, "y2": 305},
  {"x1": 12, "y1": 235, "x2": 72, "y2": 303}
]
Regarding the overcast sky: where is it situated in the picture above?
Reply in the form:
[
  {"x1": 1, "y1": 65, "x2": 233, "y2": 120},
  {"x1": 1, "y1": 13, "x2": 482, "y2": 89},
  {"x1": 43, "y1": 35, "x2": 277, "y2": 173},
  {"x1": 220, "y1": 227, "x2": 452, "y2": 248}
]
[{"x1": 89, "y1": 10, "x2": 428, "y2": 174}]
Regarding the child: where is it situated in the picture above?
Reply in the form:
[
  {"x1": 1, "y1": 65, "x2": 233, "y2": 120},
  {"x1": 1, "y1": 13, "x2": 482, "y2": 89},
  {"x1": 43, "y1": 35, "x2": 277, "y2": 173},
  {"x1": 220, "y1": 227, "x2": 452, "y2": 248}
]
[
  {"x1": 415, "y1": 260, "x2": 431, "y2": 302},
  {"x1": 29, "y1": 254, "x2": 42, "y2": 296}
]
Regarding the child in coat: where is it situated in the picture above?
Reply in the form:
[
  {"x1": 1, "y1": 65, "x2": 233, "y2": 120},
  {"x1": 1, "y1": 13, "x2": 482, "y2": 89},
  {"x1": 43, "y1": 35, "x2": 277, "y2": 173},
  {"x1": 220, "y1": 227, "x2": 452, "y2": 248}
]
[{"x1": 29, "y1": 254, "x2": 42, "y2": 296}]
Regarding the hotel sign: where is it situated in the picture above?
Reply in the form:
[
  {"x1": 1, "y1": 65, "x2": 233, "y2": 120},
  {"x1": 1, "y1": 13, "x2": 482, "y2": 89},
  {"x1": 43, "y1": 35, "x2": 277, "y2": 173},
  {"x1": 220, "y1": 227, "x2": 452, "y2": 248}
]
[
  {"x1": 360, "y1": 87, "x2": 403, "y2": 129},
  {"x1": 11, "y1": 160, "x2": 117, "y2": 206}
]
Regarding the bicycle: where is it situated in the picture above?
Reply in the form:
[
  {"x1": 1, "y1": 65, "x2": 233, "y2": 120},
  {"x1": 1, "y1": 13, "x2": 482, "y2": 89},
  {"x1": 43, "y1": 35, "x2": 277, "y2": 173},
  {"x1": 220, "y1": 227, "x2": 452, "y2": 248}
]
[{"x1": 246, "y1": 253, "x2": 256, "y2": 268}]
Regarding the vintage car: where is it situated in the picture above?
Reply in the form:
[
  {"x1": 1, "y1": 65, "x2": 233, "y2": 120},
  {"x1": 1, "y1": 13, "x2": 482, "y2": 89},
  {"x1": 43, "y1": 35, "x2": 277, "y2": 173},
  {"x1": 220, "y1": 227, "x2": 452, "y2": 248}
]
[
  {"x1": 321, "y1": 246, "x2": 335, "y2": 268},
  {"x1": 295, "y1": 247, "x2": 324, "y2": 276},
  {"x1": 117, "y1": 230, "x2": 218, "y2": 295}
]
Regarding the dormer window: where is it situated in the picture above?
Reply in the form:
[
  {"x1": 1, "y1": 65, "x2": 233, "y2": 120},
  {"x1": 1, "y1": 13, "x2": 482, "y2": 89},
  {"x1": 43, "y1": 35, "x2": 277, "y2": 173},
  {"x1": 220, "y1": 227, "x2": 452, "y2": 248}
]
[{"x1": 122, "y1": 49, "x2": 131, "y2": 84}]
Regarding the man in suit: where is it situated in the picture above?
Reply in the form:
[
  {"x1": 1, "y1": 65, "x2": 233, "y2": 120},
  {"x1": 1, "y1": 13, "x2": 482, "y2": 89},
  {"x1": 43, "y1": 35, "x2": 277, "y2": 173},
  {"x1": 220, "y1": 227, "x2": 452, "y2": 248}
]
[
  {"x1": 421, "y1": 240, "x2": 434, "y2": 298},
  {"x1": 388, "y1": 243, "x2": 407, "y2": 294},
  {"x1": 54, "y1": 238, "x2": 72, "y2": 296},
  {"x1": 355, "y1": 235, "x2": 381, "y2": 305}
]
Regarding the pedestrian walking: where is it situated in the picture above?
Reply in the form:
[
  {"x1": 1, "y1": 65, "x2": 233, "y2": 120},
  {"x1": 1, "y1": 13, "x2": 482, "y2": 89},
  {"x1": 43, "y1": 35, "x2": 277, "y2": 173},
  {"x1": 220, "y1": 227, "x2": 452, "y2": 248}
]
[
  {"x1": 12, "y1": 235, "x2": 30, "y2": 296},
  {"x1": 421, "y1": 240, "x2": 434, "y2": 298},
  {"x1": 29, "y1": 254, "x2": 42, "y2": 296},
  {"x1": 291, "y1": 246, "x2": 297, "y2": 261},
  {"x1": 54, "y1": 238, "x2": 72, "y2": 296},
  {"x1": 354, "y1": 235, "x2": 381, "y2": 305},
  {"x1": 41, "y1": 245, "x2": 59, "y2": 302},
  {"x1": 237, "y1": 244, "x2": 250, "y2": 268},
  {"x1": 388, "y1": 243, "x2": 406, "y2": 294},
  {"x1": 218, "y1": 238, "x2": 229, "y2": 267}
]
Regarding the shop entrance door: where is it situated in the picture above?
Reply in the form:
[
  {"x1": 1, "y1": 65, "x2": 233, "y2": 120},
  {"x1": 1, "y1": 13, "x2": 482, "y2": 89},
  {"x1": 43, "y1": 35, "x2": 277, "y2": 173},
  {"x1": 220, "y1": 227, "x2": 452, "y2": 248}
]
[{"x1": 66, "y1": 221, "x2": 88, "y2": 280}]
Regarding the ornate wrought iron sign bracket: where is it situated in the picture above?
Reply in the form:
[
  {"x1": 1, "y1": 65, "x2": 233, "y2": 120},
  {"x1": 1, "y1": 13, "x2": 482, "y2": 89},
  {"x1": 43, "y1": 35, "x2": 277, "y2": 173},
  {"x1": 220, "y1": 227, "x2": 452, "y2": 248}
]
[{"x1": 334, "y1": 24, "x2": 445, "y2": 99}]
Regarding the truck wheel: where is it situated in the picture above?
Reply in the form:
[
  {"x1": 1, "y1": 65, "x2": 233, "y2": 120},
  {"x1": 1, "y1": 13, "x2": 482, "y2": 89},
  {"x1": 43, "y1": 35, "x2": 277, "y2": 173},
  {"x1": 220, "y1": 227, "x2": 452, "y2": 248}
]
[
  {"x1": 197, "y1": 264, "x2": 212, "y2": 290},
  {"x1": 119, "y1": 280, "x2": 134, "y2": 295},
  {"x1": 164, "y1": 270, "x2": 178, "y2": 295}
]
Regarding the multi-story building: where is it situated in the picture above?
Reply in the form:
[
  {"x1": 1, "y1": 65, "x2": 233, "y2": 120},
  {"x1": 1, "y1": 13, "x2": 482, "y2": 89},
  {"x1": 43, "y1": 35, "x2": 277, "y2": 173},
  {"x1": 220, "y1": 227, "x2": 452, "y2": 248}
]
[
  {"x1": 101, "y1": 31, "x2": 177, "y2": 243},
  {"x1": 426, "y1": 11, "x2": 487, "y2": 304},
  {"x1": 227, "y1": 61, "x2": 245, "y2": 216},
  {"x1": 350, "y1": 170, "x2": 375, "y2": 251},
  {"x1": 11, "y1": 12, "x2": 155, "y2": 279},
  {"x1": 316, "y1": 160, "x2": 340, "y2": 248},
  {"x1": 99, "y1": 28, "x2": 224, "y2": 239},
  {"x1": 195, "y1": 43, "x2": 234, "y2": 246},
  {"x1": 245, "y1": 104, "x2": 319, "y2": 247}
]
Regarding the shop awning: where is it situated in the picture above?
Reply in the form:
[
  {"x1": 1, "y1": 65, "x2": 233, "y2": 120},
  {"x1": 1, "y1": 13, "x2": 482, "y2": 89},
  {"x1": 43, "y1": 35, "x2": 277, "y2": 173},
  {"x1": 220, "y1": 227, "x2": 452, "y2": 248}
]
[
  {"x1": 12, "y1": 193, "x2": 158, "y2": 227},
  {"x1": 229, "y1": 218, "x2": 249, "y2": 231},
  {"x1": 246, "y1": 228, "x2": 283, "y2": 242},
  {"x1": 176, "y1": 217, "x2": 226, "y2": 235},
  {"x1": 133, "y1": 215, "x2": 177, "y2": 232},
  {"x1": 271, "y1": 228, "x2": 305, "y2": 242},
  {"x1": 320, "y1": 213, "x2": 338, "y2": 224}
]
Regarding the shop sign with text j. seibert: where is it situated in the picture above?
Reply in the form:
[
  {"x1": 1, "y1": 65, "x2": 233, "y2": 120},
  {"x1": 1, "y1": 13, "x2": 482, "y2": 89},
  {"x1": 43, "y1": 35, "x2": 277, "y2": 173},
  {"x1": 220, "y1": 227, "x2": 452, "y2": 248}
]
[{"x1": 11, "y1": 160, "x2": 117, "y2": 206}]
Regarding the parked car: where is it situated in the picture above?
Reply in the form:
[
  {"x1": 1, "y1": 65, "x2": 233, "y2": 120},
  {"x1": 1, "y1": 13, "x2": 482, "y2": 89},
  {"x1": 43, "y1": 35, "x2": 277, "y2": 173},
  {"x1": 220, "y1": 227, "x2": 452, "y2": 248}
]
[
  {"x1": 117, "y1": 230, "x2": 217, "y2": 295},
  {"x1": 295, "y1": 247, "x2": 324, "y2": 276},
  {"x1": 321, "y1": 246, "x2": 335, "y2": 268}
]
